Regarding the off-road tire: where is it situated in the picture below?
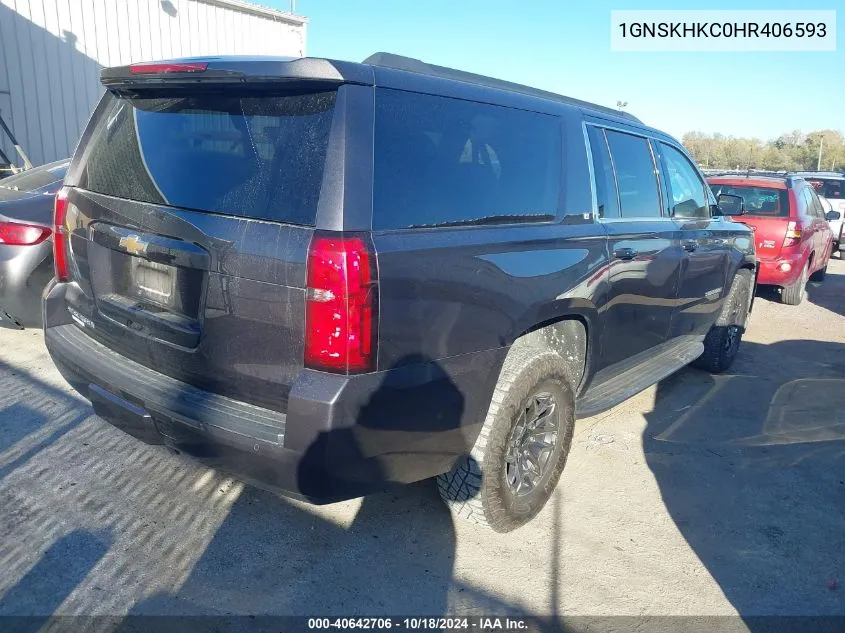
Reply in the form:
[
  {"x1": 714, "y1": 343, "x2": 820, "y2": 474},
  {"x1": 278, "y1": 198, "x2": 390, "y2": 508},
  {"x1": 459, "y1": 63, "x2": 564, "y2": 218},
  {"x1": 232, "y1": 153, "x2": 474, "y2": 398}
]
[
  {"x1": 693, "y1": 269, "x2": 753, "y2": 374},
  {"x1": 781, "y1": 260, "x2": 808, "y2": 305},
  {"x1": 437, "y1": 346, "x2": 575, "y2": 533}
]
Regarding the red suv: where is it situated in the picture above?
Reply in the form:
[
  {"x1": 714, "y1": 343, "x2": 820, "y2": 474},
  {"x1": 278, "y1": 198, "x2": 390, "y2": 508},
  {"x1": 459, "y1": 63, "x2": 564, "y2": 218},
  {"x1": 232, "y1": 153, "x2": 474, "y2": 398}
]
[{"x1": 708, "y1": 174, "x2": 835, "y2": 305}]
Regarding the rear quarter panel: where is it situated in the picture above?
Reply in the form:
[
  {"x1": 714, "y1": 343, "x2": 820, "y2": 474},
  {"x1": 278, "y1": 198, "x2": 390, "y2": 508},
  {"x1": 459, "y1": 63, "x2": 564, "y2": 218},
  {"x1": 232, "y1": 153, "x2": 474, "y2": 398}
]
[{"x1": 373, "y1": 223, "x2": 608, "y2": 371}]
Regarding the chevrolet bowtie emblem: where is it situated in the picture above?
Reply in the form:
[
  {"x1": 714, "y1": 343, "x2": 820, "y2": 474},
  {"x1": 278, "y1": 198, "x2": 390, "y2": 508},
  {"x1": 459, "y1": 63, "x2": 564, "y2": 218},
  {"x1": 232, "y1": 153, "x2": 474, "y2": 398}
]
[{"x1": 118, "y1": 234, "x2": 148, "y2": 256}]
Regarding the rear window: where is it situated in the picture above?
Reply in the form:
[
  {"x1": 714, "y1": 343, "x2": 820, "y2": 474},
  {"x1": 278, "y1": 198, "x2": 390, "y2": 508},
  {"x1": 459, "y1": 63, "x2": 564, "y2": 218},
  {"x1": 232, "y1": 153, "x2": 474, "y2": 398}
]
[
  {"x1": 77, "y1": 91, "x2": 336, "y2": 225},
  {"x1": 805, "y1": 178, "x2": 844, "y2": 200},
  {"x1": 373, "y1": 89, "x2": 561, "y2": 229},
  {"x1": 708, "y1": 183, "x2": 790, "y2": 217}
]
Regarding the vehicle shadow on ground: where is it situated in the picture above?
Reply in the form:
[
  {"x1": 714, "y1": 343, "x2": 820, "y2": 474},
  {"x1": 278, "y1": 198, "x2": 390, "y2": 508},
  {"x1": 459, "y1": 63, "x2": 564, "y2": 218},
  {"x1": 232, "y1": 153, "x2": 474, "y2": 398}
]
[
  {"x1": 0, "y1": 359, "x2": 92, "y2": 480},
  {"x1": 107, "y1": 355, "x2": 573, "y2": 630},
  {"x1": 0, "y1": 529, "x2": 112, "y2": 632},
  {"x1": 0, "y1": 363, "x2": 111, "y2": 630},
  {"x1": 642, "y1": 339, "x2": 845, "y2": 625},
  {"x1": 806, "y1": 268, "x2": 845, "y2": 317},
  {"x1": 115, "y1": 355, "x2": 467, "y2": 617},
  {"x1": 755, "y1": 267, "x2": 845, "y2": 318}
]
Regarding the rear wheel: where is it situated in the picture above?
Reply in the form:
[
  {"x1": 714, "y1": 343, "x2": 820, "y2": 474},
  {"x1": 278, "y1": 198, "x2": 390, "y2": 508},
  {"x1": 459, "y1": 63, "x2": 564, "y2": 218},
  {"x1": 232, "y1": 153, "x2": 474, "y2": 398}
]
[
  {"x1": 810, "y1": 249, "x2": 831, "y2": 282},
  {"x1": 810, "y1": 263, "x2": 827, "y2": 282},
  {"x1": 781, "y1": 261, "x2": 808, "y2": 305},
  {"x1": 437, "y1": 346, "x2": 575, "y2": 533},
  {"x1": 693, "y1": 269, "x2": 752, "y2": 374}
]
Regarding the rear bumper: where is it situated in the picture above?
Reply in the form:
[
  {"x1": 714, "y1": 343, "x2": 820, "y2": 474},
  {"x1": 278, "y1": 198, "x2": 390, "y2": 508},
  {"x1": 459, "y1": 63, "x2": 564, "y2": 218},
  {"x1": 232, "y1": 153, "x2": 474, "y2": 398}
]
[
  {"x1": 757, "y1": 253, "x2": 804, "y2": 287},
  {"x1": 43, "y1": 282, "x2": 502, "y2": 503},
  {"x1": 0, "y1": 242, "x2": 53, "y2": 328}
]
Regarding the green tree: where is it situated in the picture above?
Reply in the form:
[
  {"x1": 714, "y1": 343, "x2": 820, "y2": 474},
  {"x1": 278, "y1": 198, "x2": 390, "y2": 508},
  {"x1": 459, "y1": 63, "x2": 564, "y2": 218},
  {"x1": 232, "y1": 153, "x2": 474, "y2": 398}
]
[{"x1": 683, "y1": 128, "x2": 845, "y2": 172}]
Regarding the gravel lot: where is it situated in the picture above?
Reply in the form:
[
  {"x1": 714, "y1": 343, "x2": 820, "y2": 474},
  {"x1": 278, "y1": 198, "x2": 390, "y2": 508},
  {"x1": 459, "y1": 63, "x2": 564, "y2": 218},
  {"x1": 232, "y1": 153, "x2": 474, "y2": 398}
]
[{"x1": 0, "y1": 258, "x2": 843, "y2": 627}]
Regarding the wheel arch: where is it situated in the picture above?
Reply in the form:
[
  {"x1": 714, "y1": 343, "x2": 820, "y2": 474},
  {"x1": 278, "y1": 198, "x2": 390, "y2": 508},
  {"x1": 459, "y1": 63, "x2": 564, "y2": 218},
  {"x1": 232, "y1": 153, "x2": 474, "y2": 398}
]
[
  {"x1": 507, "y1": 306, "x2": 596, "y2": 396},
  {"x1": 745, "y1": 260, "x2": 760, "y2": 314}
]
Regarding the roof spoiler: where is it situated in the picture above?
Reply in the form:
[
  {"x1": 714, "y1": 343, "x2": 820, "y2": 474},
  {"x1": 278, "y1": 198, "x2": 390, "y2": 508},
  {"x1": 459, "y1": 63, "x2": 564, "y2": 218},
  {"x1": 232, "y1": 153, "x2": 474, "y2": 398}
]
[{"x1": 101, "y1": 57, "x2": 373, "y2": 90}]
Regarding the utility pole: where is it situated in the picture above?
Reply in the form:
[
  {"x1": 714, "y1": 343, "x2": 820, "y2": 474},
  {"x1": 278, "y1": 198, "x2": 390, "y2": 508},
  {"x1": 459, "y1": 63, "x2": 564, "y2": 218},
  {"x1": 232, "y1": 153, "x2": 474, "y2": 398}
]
[{"x1": 817, "y1": 135, "x2": 824, "y2": 171}]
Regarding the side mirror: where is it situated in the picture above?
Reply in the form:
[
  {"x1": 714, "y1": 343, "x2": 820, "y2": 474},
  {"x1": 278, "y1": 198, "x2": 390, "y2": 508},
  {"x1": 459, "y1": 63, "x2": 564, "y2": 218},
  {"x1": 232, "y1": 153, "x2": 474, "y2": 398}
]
[
  {"x1": 717, "y1": 193, "x2": 745, "y2": 216},
  {"x1": 826, "y1": 210, "x2": 842, "y2": 221}
]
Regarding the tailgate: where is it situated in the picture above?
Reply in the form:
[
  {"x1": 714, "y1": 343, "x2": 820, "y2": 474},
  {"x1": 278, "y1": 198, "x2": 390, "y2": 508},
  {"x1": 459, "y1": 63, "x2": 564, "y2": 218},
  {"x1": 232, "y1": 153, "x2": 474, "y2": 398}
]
[
  {"x1": 711, "y1": 183, "x2": 791, "y2": 260},
  {"x1": 59, "y1": 87, "x2": 338, "y2": 413},
  {"x1": 732, "y1": 215, "x2": 790, "y2": 260}
]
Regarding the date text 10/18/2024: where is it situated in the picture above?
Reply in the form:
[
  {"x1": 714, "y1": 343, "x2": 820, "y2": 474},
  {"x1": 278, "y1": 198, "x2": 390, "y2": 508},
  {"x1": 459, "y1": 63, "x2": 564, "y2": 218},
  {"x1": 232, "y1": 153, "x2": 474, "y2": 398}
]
[{"x1": 307, "y1": 617, "x2": 529, "y2": 630}]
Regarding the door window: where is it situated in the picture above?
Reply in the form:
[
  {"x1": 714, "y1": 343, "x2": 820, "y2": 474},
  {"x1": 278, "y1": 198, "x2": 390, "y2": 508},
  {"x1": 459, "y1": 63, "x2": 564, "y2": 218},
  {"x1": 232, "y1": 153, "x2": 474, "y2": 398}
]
[
  {"x1": 603, "y1": 130, "x2": 662, "y2": 218},
  {"x1": 586, "y1": 126, "x2": 620, "y2": 219},
  {"x1": 660, "y1": 143, "x2": 709, "y2": 219}
]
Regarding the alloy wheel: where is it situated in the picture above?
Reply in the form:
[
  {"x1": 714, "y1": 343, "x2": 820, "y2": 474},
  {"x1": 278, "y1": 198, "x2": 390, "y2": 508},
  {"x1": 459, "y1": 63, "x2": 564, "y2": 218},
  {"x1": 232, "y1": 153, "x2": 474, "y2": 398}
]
[{"x1": 505, "y1": 392, "x2": 559, "y2": 497}]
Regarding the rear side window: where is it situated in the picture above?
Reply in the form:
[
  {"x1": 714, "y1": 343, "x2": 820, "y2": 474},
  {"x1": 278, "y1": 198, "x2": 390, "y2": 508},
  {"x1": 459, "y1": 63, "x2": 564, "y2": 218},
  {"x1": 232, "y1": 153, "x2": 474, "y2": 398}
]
[
  {"x1": 799, "y1": 189, "x2": 814, "y2": 218},
  {"x1": 372, "y1": 89, "x2": 561, "y2": 229},
  {"x1": 803, "y1": 187, "x2": 824, "y2": 219},
  {"x1": 78, "y1": 91, "x2": 336, "y2": 225},
  {"x1": 806, "y1": 178, "x2": 844, "y2": 200},
  {"x1": 708, "y1": 184, "x2": 790, "y2": 217},
  {"x1": 603, "y1": 130, "x2": 662, "y2": 218}
]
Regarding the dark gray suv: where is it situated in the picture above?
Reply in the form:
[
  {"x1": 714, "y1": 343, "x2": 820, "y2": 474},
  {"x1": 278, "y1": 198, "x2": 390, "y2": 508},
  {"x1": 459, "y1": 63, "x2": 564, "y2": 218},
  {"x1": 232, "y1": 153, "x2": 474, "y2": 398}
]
[{"x1": 43, "y1": 53, "x2": 756, "y2": 532}]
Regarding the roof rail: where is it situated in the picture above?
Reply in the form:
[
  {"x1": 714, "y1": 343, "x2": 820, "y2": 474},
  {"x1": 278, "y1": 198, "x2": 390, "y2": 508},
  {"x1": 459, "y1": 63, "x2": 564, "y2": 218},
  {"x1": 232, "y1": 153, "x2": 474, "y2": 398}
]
[
  {"x1": 362, "y1": 52, "x2": 642, "y2": 123},
  {"x1": 703, "y1": 169, "x2": 790, "y2": 179},
  {"x1": 790, "y1": 171, "x2": 845, "y2": 178}
]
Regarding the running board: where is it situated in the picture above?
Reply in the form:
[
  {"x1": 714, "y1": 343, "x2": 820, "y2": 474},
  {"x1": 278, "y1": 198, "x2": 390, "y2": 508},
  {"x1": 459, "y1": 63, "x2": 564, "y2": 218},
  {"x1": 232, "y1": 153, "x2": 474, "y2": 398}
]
[{"x1": 576, "y1": 338, "x2": 704, "y2": 418}]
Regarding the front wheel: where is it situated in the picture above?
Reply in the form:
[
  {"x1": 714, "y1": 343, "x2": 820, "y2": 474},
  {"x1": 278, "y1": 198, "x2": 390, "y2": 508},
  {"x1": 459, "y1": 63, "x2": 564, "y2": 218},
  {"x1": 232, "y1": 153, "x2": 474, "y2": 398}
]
[{"x1": 437, "y1": 346, "x2": 575, "y2": 533}]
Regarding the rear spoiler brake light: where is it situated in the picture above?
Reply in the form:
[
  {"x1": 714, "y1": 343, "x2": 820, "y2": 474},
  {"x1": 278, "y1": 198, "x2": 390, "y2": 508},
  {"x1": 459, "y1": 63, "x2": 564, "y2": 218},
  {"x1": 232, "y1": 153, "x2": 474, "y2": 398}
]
[{"x1": 129, "y1": 62, "x2": 208, "y2": 74}]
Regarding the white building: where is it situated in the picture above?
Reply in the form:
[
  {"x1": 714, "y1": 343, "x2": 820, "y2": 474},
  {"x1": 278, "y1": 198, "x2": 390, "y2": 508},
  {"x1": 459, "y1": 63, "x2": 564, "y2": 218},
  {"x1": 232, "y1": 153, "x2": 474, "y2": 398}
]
[{"x1": 0, "y1": 0, "x2": 307, "y2": 167}]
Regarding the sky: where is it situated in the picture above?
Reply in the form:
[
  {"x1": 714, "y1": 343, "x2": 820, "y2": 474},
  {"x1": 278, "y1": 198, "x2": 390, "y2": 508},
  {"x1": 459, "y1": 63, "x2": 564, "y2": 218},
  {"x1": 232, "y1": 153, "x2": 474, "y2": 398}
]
[{"x1": 266, "y1": 0, "x2": 843, "y2": 141}]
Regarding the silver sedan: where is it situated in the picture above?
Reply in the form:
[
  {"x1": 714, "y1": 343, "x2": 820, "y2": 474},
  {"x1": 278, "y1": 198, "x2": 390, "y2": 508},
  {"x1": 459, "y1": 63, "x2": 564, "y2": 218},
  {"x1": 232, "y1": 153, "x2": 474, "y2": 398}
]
[{"x1": 0, "y1": 159, "x2": 68, "y2": 328}]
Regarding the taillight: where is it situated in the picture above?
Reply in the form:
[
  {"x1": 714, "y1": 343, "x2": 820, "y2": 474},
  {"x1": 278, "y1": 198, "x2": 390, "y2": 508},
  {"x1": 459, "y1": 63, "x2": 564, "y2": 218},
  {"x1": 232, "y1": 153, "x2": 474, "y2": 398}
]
[
  {"x1": 783, "y1": 221, "x2": 802, "y2": 247},
  {"x1": 0, "y1": 221, "x2": 51, "y2": 246},
  {"x1": 305, "y1": 233, "x2": 377, "y2": 373},
  {"x1": 129, "y1": 61, "x2": 208, "y2": 74},
  {"x1": 53, "y1": 186, "x2": 71, "y2": 282}
]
